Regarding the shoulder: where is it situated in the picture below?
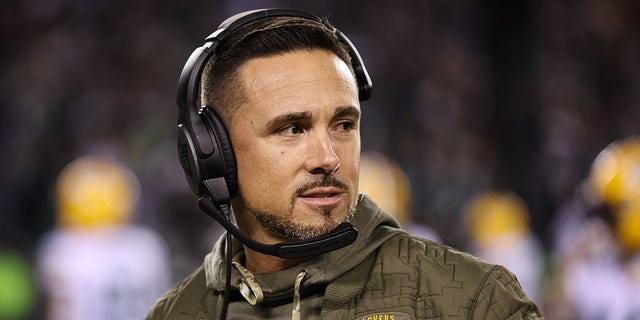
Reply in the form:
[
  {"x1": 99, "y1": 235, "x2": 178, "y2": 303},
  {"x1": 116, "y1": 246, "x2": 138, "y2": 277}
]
[
  {"x1": 145, "y1": 265, "x2": 208, "y2": 320},
  {"x1": 376, "y1": 233, "x2": 494, "y2": 277},
  {"x1": 375, "y1": 234, "x2": 542, "y2": 319},
  {"x1": 375, "y1": 233, "x2": 497, "y2": 291}
]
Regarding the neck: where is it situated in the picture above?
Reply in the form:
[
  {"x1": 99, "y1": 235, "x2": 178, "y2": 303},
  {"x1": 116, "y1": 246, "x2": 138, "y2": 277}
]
[{"x1": 243, "y1": 246, "x2": 310, "y2": 273}]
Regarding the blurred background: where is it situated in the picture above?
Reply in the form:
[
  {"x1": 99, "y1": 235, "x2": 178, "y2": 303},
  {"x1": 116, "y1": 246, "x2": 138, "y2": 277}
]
[{"x1": 1, "y1": 0, "x2": 639, "y2": 318}]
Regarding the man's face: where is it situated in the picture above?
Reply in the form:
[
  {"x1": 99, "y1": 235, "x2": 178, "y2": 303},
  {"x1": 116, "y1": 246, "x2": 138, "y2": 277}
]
[{"x1": 229, "y1": 49, "x2": 361, "y2": 242}]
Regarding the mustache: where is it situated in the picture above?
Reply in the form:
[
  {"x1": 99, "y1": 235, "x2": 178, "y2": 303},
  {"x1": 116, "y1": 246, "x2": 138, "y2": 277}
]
[{"x1": 294, "y1": 174, "x2": 349, "y2": 196}]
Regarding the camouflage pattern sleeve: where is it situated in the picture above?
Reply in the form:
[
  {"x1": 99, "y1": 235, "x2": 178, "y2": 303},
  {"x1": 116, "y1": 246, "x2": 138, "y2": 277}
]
[{"x1": 470, "y1": 265, "x2": 543, "y2": 320}]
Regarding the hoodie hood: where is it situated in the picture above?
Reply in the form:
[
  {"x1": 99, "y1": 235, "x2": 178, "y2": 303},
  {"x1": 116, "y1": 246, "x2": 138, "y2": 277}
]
[{"x1": 204, "y1": 194, "x2": 404, "y2": 303}]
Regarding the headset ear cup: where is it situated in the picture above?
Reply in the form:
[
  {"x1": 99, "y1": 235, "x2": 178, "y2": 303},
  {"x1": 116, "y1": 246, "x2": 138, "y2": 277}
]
[
  {"x1": 176, "y1": 124, "x2": 203, "y2": 195},
  {"x1": 202, "y1": 106, "x2": 239, "y2": 198}
]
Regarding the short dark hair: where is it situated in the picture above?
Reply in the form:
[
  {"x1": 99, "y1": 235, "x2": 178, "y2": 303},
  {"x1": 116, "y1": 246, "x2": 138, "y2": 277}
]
[{"x1": 201, "y1": 16, "x2": 354, "y2": 124}]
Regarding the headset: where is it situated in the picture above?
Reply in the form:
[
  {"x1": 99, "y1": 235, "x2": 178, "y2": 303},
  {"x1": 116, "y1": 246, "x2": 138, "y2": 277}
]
[{"x1": 176, "y1": 8, "x2": 372, "y2": 260}]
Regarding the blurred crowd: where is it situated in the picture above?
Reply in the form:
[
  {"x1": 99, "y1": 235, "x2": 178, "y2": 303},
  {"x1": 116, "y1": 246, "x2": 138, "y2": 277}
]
[{"x1": 1, "y1": 0, "x2": 639, "y2": 319}]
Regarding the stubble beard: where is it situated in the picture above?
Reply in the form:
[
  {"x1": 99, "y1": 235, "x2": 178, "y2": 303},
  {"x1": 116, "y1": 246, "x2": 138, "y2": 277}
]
[{"x1": 245, "y1": 175, "x2": 357, "y2": 241}]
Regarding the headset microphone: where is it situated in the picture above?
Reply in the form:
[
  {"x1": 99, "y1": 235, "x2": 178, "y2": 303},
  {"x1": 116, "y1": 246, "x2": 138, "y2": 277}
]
[{"x1": 176, "y1": 8, "x2": 372, "y2": 260}]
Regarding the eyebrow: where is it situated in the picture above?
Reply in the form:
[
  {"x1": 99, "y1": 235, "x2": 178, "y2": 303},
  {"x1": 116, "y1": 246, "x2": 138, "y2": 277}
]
[
  {"x1": 266, "y1": 111, "x2": 312, "y2": 131},
  {"x1": 266, "y1": 105, "x2": 361, "y2": 131},
  {"x1": 334, "y1": 105, "x2": 361, "y2": 119}
]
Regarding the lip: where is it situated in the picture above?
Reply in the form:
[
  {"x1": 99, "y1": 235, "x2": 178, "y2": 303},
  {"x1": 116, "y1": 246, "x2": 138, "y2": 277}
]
[{"x1": 297, "y1": 187, "x2": 344, "y2": 208}]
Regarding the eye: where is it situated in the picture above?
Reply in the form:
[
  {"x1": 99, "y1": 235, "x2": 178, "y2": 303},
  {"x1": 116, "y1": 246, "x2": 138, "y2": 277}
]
[
  {"x1": 278, "y1": 124, "x2": 305, "y2": 137},
  {"x1": 334, "y1": 121, "x2": 356, "y2": 133}
]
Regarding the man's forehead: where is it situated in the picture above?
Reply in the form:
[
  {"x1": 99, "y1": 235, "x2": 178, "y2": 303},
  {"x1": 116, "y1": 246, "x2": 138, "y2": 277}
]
[
  {"x1": 232, "y1": 50, "x2": 360, "y2": 121},
  {"x1": 238, "y1": 50, "x2": 357, "y2": 96}
]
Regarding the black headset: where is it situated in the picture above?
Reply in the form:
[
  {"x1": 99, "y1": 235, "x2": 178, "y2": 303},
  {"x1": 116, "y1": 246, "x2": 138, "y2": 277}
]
[{"x1": 176, "y1": 8, "x2": 372, "y2": 259}]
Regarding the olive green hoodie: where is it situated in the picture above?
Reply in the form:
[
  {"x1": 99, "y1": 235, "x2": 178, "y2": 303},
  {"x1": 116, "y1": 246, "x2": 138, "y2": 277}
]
[{"x1": 146, "y1": 195, "x2": 542, "y2": 319}]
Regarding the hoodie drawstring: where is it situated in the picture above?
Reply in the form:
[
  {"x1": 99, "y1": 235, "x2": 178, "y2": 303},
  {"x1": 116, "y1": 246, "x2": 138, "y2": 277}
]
[
  {"x1": 232, "y1": 262, "x2": 308, "y2": 320},
  {"x1": 291, "y1": 270, "x2": 307, "y2": 320},
  {"x1": 232, "y1": 261, "x2": 264, "y2": 305}
]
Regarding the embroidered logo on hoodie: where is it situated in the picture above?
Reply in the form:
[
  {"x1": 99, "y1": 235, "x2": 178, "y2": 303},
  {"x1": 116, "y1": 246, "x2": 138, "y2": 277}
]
[{"x1": 356, "y1": 312, "x2": 410, "y2": 320}]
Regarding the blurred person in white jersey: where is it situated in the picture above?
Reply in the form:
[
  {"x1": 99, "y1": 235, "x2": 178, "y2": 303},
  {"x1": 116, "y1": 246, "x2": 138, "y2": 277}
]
[
  {"x1": 551, "y1": 137, "x2": 640, "y2": 319},
  {"x1": 36, "y1": 155, "x2": 171, "y2": 320}
]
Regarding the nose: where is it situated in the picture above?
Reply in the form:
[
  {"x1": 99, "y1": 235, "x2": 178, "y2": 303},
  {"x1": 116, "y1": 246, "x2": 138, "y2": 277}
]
[{"x1": 305, "y1": 132, "x2": 340, "y2": 175}]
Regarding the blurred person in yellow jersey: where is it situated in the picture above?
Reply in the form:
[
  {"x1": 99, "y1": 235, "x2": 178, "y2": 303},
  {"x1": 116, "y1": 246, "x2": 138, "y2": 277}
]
[
  {"x1": 36, "y1": 155, "x2": 171, "y2": 320},
  {"x1": 551, "y1": 136, "x2": 640, "y2": 319},
  {"x1": 462, "y1": 190, "x2": 544, "y2": 303},
  {"x1": 358, "y1": 151, "x2": 440, "y2": 242}
]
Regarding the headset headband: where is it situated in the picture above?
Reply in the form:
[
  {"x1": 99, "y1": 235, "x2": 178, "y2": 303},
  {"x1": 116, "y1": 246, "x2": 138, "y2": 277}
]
[{"x1": 177, "y1": 8, "x2": 372, "y2": 110}]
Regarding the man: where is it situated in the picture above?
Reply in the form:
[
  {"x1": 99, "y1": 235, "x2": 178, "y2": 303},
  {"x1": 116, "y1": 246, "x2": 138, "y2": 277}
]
[{"x1": 147, "y1": 8, "x2": 542, "y2": 320}]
